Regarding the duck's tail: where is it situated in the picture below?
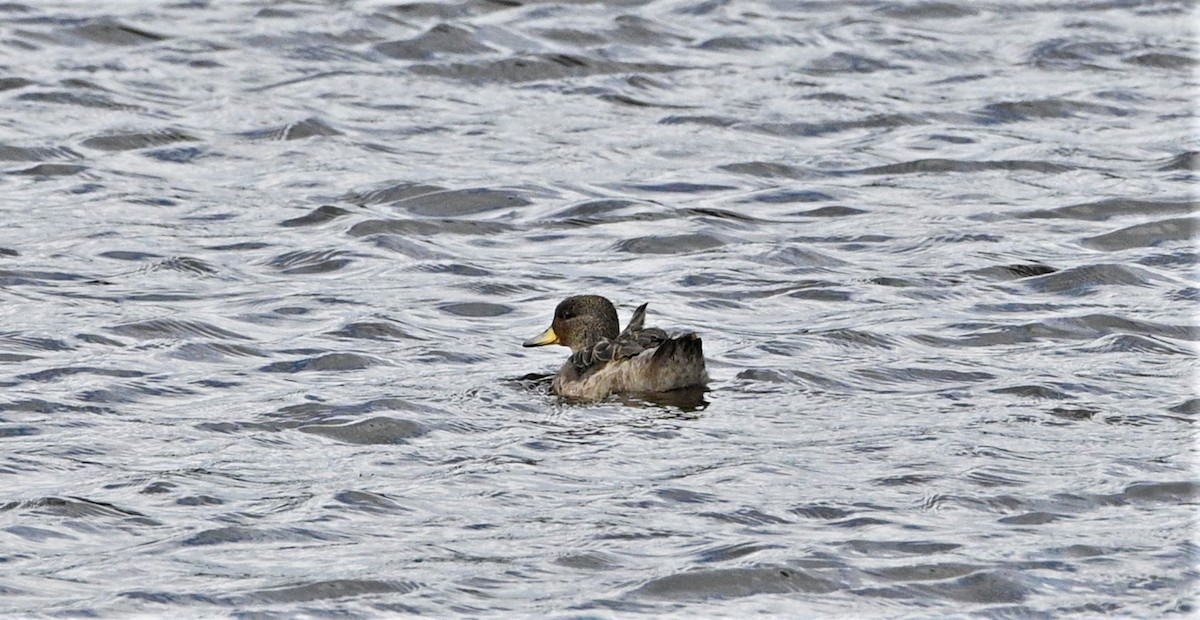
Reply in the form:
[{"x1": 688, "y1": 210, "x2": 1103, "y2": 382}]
[
  {"x1": 649, "y1": 332, "x2": 709, "y2": 389},
  {"x1": 652, "y1": 332, "x2": 703, "y2": 360}
]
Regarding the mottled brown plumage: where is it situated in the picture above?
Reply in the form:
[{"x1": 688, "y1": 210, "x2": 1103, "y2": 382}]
[{"x1": 523, "y1": 295, "x2": 708, "y2": 400}]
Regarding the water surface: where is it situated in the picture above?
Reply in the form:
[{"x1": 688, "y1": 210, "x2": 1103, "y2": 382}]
[{"x1": 0, "y1": 0, "x2": 1196, "y2": 616}]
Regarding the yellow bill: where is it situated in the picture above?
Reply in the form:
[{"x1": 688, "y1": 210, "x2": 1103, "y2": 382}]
[{"x1": 523, "y1": 326, "x2": 559, "y2": 347}]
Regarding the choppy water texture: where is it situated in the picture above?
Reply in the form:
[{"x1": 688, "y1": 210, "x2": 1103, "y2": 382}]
[{"x1": 0, "y1": 0, "x2": 1197, "y2": 616}]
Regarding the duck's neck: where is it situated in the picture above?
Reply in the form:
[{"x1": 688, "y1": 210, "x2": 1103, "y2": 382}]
[{"x1": 569, "y1": 323, "x2": 617, "y2": 352}]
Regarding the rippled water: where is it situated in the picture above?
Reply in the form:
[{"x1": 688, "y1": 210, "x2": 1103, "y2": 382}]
[{"x1": 1, "y1": 0, "x2": 1197, "y2": 616}]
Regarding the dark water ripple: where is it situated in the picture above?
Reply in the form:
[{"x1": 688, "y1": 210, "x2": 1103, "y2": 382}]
[{"x1": 0, "y1": 0, "x2": 1196, "y2": 617}]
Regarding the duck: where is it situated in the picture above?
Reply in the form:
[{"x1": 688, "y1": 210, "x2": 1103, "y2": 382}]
[{"x1": 522, "y1": 295, "x2": 708, "y2": 400}]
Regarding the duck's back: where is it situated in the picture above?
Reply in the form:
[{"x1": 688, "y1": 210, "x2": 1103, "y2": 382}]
[{"x1": 552, "y1": 332, "x2": 708, "y2": 399}]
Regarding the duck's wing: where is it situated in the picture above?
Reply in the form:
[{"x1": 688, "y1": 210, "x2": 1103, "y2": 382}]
[
  {"x1": 616, "y1": 302, "x2": 669, "y2": 348},
  {"x1": 619, "y1": 302, "x2": 650, "y2": 337},
  {"x1": 568, "y1": 324, "x2": 669, "y2": 377}
]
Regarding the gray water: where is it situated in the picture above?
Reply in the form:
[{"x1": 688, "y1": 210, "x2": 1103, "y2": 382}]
[{"x1": 1, "y1": 0, "x2": 1197, "y2": 617}]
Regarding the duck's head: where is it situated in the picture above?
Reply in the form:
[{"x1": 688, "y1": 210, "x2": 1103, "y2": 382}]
[{"x1": 523, "y1": 295, "x2": 619, "y2": 352}]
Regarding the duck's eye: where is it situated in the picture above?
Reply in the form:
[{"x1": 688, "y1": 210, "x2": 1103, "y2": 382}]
[{"x1": 560, "y1": 311, "x2": 574, "y2": 320}]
